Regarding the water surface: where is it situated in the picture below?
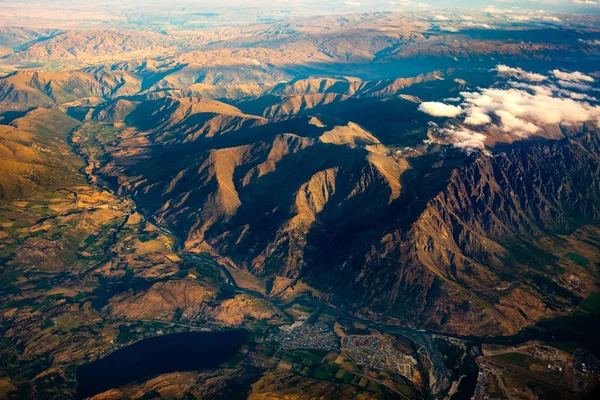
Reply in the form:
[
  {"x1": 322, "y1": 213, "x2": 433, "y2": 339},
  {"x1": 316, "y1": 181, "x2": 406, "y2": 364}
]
[{"x1": 76, "y1": 330, "x2": 249, "y2": 398}]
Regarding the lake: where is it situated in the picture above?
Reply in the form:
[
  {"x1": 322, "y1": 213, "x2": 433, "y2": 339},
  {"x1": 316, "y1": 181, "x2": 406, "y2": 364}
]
[{"x1": 76, "y1": 330, "x2": 249, "y2": 398}]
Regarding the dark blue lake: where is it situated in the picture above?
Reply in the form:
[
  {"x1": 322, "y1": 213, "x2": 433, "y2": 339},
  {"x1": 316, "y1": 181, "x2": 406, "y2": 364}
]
[{"x1": 76, "y1": 330, "x2": 249, "y2": 398}]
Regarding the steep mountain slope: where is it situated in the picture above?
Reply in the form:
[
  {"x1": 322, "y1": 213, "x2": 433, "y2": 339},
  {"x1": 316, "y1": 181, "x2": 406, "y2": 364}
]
[
  {"x1": 0, "y1": 108, "x2": 82, "y2": 199},
  {"x1": 0, "y1": 29, "x2": 210, "y2": 65},
  {"x1": 86, "y1": 92, "x2": 600, "y2": 336},
  {"x1": 326, "y1": 130, "x2": 600, "y2": 335},
  {"x1": 0, "y1": 66, "x2": 441, "y2": 115},
  {"x1": 93, "y1": 115, "x2": 404, "y2": 250},
  {"x1": 0, "y1": 27, "x2": 57, "y2": 57},
  {"x1": 99, "y1": 96, "x2": 267, "y2": 145},
  {"x1": 266, "y1": 73, "x2": 443, "y2": 98},
  {"x1": 5, "y1": 43, "x2": 592, "y2": 338},
  {"x1": 0, "y1": 70, "x2": 141, "y2": 112}
]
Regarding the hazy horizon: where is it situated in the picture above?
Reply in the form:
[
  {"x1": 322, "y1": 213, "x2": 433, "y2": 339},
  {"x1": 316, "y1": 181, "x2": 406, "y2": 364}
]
[{"x1": 1, "y1": 0, "x2": 599, "y2": 31}]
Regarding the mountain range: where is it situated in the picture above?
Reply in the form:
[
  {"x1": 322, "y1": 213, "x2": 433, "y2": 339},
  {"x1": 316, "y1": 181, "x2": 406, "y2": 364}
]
[{"x1": 1, "y1": 8, "x2": 600, "y2": 400}]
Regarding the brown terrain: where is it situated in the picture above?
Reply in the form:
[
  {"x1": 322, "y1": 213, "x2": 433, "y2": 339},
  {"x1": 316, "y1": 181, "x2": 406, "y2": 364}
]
[{"x1": 0, "y1": 9, "x2": 599, "y2": 399}]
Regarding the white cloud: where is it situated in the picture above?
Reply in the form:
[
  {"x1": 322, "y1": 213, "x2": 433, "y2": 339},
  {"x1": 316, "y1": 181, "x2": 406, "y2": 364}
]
[
  {"x1": 423, "y1": 66, "x2": 600, "y2": 151},
  {"x1": 495, "y1": 65, "x2": 547, "y2": 82},
  {"x1": 393, "y1": 1, "x2": 431, "y2": 8},
  {"x1": 541, "y1": 16, "x2": 561, "y2": 22},
  {"x1": 441, "y1": 127, "x2": 487, "y2": 150},
  {"x1": 418, "y1": 102, "x2": 463, "y2": 117},
  {"x1": 484, "y1": 5, "x2": 514, "y2": 14},
  {"x1": 495, "y1": 109, "x2": 540, "y2": 135},
  {"x1": 508, "y1": 81, "x2": 598, "y2": 102},
  {"x1": 463, "y1": 107, "x2": 492, "y2": 126},
  {"x1": 551, "y1": 69, "x2": 595, "y2": 83},
  {"x1": 460, "y1": 87, "x2": 600, "y2": 129},
  {"x1": 579, "y1": 39, "x2": 600, "y2": 46},
  {"x1": 557, "y1": 80, "x2": 596, "y2": 91},
  {"x1": 565, "y1": 92, "x2": 597, "y2": 101},
  {"x1": 508, "y1": 81, "x2": 554, "y2": 96}
]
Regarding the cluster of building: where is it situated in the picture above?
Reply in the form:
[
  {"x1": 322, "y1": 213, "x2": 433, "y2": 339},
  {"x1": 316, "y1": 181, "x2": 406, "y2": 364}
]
[
  {"x1": 471, "y1": 370, "x2": 491, "y2": 400},
  {"x1": 573, "y1": 349, "x2": 600, "y2": 375},
  {"x1": 268, "y1": 322, "x2": 339, "y2": 351},
  {"x1": 530, "y1": 345, "x2": 566, "y2": 363},
  {"x1": 345, "y1": 335, "x2": 417, "y2": 379}
]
